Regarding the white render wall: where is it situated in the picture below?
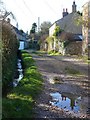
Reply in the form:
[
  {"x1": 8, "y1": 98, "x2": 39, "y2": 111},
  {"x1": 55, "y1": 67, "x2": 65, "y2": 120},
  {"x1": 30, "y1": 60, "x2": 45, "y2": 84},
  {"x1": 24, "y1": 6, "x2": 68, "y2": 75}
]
[
  {"x1": 19, "y1": 41, "x2": 24, "y2": 50},
  {"x1": 49, "y1": 23, "x2": 56, "y2": 36}
]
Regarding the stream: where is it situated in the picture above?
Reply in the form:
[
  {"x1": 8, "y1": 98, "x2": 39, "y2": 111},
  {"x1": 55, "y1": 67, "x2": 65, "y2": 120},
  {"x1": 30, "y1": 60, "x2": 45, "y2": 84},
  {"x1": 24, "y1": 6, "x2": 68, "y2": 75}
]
[{"x1": 13, "y1": 58, "x2": 23, "y2": 87}]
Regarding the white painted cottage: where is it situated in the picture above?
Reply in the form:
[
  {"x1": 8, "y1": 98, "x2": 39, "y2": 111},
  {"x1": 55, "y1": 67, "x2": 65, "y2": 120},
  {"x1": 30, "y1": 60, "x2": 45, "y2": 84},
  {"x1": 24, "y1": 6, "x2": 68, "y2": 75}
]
[{"x1": 13, "y1": 27, "x2": 29, "y2": 50}]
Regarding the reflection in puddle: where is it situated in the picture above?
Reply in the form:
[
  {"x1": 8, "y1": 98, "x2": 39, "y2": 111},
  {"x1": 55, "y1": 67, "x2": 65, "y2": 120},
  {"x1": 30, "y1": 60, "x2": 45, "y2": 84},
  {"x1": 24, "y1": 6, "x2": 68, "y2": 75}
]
[{"x1": 50, "y1": 92, "x2": 88, "y2": 116}]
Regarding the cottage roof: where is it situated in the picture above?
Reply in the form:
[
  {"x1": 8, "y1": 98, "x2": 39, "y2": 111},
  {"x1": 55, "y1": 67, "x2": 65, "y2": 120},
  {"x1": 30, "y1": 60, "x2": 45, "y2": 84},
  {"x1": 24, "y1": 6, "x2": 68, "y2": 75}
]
[
  {"x1": 54, "y1": 12, "x2": 82, "y2": 34},
  {"x1": 13, "y1": 26, "x2": 27, "y2": 37}
]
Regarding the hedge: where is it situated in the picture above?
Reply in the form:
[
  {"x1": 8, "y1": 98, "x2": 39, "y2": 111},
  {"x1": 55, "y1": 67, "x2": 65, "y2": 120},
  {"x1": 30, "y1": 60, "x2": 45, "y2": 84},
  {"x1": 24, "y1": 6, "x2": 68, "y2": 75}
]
[{"x1": 1, "y1": 20, "x2": 19, "y2": 96}]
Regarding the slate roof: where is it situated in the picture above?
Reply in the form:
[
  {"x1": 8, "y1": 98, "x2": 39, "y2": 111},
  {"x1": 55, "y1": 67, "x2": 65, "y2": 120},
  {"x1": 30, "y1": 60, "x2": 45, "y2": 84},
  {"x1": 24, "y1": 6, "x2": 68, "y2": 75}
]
[
  {"x1": 54, "y1": 12, "x2": 82, "y2": 34},
  {"x1": 13, "y1": 26, "x2": 27, "y2": 37}
]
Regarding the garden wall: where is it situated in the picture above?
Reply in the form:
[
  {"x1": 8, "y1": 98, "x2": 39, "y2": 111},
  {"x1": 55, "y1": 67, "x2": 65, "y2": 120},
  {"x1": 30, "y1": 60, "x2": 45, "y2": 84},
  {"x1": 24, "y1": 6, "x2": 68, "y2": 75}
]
[{"x1": 65, "y1": 41, "x2": 82, "y2": 55}]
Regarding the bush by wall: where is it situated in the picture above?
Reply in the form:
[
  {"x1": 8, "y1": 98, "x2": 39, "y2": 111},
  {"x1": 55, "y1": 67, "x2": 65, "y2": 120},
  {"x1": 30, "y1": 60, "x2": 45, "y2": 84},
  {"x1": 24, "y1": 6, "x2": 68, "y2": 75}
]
[{"x1": 2, "y1": 20, "x2": 19, "y2": 96}]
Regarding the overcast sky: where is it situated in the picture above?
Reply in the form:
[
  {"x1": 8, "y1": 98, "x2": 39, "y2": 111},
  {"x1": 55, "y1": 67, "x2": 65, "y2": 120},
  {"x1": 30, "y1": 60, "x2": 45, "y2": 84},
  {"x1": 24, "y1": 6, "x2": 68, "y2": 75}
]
[{"x1": 2, "y1": 0, "x2": 88, "y2": 32}]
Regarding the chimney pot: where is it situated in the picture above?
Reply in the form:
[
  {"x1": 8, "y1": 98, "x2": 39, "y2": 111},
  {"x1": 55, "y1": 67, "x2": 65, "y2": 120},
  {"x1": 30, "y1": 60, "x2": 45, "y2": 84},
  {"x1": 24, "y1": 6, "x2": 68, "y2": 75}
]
[
  {"x1": 63, "y1": 8, "x2": 65, "y2": 12},
  {"x1": 66, "y1": 8, "x2": 68, "y2": 12},
  {"x1": 72, "y1": 1, "x2": 77, "y2": 12},
  {"x1": 7, "y1": 18, "x2": 10, "y2": 24}
]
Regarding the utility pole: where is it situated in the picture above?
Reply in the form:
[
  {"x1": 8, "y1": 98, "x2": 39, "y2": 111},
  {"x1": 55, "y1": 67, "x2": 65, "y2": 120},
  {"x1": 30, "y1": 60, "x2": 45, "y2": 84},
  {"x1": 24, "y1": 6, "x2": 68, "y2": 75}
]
[{"x1": 38, "y1": 17, "x2": 40, "y2": 32}]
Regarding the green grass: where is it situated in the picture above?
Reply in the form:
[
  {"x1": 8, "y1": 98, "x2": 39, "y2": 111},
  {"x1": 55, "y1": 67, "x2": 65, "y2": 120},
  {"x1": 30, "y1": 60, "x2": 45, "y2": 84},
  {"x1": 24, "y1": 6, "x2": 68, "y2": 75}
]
[
  {"x1": 48, "y1": 50, "x2": 61, "y2": 56},
  {"x1": 2, "y1": 51, "x2": 43, "y2": 118}
]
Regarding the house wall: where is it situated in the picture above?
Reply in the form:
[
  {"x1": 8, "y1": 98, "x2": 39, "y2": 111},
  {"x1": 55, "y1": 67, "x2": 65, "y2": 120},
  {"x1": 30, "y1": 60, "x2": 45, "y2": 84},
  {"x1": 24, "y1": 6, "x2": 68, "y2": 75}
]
[
  {"x1": 58, "y1": 42, "x2": 64, "y2": 55},
  {"x1": 19, "y1": 41, "x2": 24, "y2": 50},
  {"x1": 49, "y1": 23, "x2": 56, "y2": 36},
  {"x1": 48, "y1": 41, "x2": 53, "y2": 51},
  {"x1": 47, "y1": 40, "x2": 54, "y2": 51}
]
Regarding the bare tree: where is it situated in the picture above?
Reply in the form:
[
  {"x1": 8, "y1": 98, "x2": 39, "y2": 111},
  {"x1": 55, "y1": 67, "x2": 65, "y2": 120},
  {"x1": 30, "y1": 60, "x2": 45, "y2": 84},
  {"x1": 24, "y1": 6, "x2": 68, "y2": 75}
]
[
  {"x1": 0, "y1": 0, "x2": 16, "y2": 21},
  {"x1": 75, "y1": 13, "x2": 90, "y2": 29}
]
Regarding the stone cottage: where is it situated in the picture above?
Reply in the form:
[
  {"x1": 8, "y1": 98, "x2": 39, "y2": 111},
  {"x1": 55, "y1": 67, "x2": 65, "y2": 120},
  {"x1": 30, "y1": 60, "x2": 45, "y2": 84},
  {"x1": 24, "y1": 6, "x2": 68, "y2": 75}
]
[
  {"x1": 48, "y1": 1, "x2": 82, "y2": 55},
  {"x1": 58, "y1": 32, "x2": 82, "y2": 55},
  {"x1": 13, "y1": 26, "x2": 29, "y2": 50}
]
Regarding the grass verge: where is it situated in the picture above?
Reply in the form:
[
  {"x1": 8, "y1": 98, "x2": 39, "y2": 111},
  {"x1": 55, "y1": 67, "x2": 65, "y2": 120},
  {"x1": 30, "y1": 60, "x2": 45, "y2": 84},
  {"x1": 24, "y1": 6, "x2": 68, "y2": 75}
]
[{"x1": 2, "y1": 51, "x2": 43, "y2": 118}]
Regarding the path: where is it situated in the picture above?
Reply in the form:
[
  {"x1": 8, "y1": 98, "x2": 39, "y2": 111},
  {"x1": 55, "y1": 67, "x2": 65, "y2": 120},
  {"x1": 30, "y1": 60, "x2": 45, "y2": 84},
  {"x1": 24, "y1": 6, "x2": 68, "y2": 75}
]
[{"x1": 26, "y1": 50, "x2": 89, "y2": 119}]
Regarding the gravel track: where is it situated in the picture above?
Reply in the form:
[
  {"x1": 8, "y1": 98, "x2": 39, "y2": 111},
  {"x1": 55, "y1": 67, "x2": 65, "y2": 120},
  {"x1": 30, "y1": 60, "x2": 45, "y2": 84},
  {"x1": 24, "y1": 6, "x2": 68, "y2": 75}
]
[{"x1": 26, "y1": 50, "x2": 89, "y2": 119}]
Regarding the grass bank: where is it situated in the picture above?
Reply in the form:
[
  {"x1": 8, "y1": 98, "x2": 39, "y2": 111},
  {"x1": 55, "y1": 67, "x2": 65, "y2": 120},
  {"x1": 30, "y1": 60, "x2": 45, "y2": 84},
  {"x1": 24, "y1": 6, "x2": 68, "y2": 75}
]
[{"x1": 2, "y1": 51, "x2": 43, "y2": 118}]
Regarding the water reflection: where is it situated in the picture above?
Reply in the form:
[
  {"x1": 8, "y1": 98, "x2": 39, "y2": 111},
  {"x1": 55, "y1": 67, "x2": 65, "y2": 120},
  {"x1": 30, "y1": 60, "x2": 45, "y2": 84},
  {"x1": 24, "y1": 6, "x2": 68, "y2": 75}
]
[{"x1": 50, "y1": 92, "x2": 88, "y2": 115}]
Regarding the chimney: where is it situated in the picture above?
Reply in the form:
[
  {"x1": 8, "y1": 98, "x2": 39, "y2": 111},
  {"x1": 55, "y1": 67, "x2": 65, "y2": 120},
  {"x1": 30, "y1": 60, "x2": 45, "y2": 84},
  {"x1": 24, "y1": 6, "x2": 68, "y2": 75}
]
[
  {"x1": 66, "y1": 8, "x2": 68, "y2": 12},
  {"x1": 63, "y1": 8, "x2": 65, "y2": 12},
  {"x1": 62, "y1": 8, "x2": 68, "y2": 17},
  {"x1": 7, "y1": 18, "x2": 10, "y2": 24},
  {"x1": 72, "y1": 1, "x2": 77, "y2": 12}
]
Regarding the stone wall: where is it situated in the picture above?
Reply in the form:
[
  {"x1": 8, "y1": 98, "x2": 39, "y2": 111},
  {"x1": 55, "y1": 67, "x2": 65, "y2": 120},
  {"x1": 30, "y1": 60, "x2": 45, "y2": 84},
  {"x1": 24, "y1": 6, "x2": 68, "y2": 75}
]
[
  {"x1": 47, "y1": 37, "x2": 82, "y2": 55},
  {"x1": 65, "y1": 41, "x2": 82, "y2": 55}
]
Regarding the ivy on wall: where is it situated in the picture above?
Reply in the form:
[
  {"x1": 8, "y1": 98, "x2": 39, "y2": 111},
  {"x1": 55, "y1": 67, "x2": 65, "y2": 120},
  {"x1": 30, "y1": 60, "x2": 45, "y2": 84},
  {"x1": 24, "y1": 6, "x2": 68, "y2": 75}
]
[{"x1": 63, "y1": 40, "x2": 70, "y2": 48}]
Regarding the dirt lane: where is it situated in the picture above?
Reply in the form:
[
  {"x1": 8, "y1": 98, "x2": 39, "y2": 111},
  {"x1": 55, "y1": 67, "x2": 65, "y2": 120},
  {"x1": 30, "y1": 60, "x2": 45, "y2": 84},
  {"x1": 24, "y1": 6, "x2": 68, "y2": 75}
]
[{"x1": 26, "y1": 50, "x2": 89, "y2": 119}]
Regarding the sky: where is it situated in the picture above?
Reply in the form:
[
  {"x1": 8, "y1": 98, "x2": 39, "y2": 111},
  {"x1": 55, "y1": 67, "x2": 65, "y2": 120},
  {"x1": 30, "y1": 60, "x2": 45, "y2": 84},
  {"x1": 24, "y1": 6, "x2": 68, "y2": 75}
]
[{"x1": 2, "y1": 0, "x2": 88, "y2": 33}]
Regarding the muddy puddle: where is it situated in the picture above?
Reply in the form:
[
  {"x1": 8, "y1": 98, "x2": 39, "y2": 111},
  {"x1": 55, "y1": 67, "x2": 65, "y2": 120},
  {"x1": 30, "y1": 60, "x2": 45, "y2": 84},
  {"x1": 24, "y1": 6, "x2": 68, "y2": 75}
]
[{"x1": 49, "y1": 92, "x2": 89, "y2": 117}]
